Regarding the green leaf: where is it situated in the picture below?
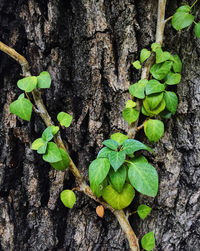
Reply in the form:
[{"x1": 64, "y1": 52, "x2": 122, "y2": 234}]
[
  {"x1": 102, "y1": 183, "x2": 135, "y2": 210},
  {"x1": 102, "y1": 139, "x2": 119, "y2": 150},
  {"x1": 57, "y1": 112, "x2": 72, "y2": 128},
  {"x1": 17, "y1": 76, "x2": 37, "y2": 92},
  {"x1": 132, "y1": 60, "x2": 141, "y2": 69},
  {"x1": 42, "y1": 127, "x2": 54, "y2": 142},
  {"x1": 60, "y1": 190, "x2": 76, "y2": 208},
  {"x1": 137, "y1": 204, "x2": 152, "y2": 219},
  {"x1": 131, "y1": 155, "x2": 148, "y2": 164},
  {"x1": 51, "y1": 125, "x2": 59, "y2": 135},
  {"x1": 165, "y1": 72, "x2": 181, "y2": 85},
  {"x1": 144, "y1": 119, "x2": 164, "y2": 143},
  {"x1": 151, "y1": 43, "x2": 161, "y2": 52},
  {"x1": 164, "y1": 91, "x2": 178, "y2": 115},
  {"x1": 125, "y1": 100, "x2": 136, "y2": 108},
  {"x1": 145, "y1": 80, "x2": 165, "y2": 95},
  {"x1": 109, "y1": 165, "x2": 127, "y2": 193},
  {"x1": 10, "y1": 98, "x2": 32, "y2": 121},
  {"x1": 141, "y1": 232, "x2": 155, "y2": 251},
  {"x1": 142, "y1": 105, "x2": 151, "y2": 116},
  {"x1": 150, "y1": 61, "x2": 173, "y2": 80},
  {"x1": 89, "y1": 158, "x2": 110, "y2": 186},
  {"x1": 50, "y1": 148, "x2": 70, "y2": 171},
  {"x1": 172, "y1": 12, "x2": 194, "y2": 31},
  {"x1": 90, "y1": 179, "x2": 108, "y2": 198},
  {"x1": 43, "y1": 142, "x2": 62, "y2": 163},
  {"x1": 140, "y1": 49, "x2": 151, "y2": 63},
  {"x1": 194, "y1": 22, "x2": 200, "y2": 38},
  {"x1": 110, "y1": 132, "x2": 128, "y2": 145},
  {"x1": 155, "y1": 48, "x2": 173, "y2": 64},
  {"x1": 37, "y1": 71, "x2": 51, "y2": 88},
  {"x1": 108, "y1": 151, "x2": 126, "y2": 172},
  {"x1": 37, "y1": 142, "x2": 48, "y2": 154},
  {"x1": 143, "y1": 98, "x2": 165, "y2": 116},
  {"x1": 173, "y1": 54, "x2": 182, "y2": 73},
  {"x1": 97, "y1": 147, "x2": 113, "y2": 158},
  {"x1": 176, "y1": 5, "x2": 191, "y2": 13},
  {"x1": 18, "y1": 93, "x2": 25, "y2": 99},
  {"x1": 127, "y1": 161, "x2": 158, "y2": 197},
  {"x1": 31, "y1": 138, "x2": 45, "y2": 150},
  {"x1": 122, "y1": 139, "x2": 153, "y2": 155},
  {"x1": 122, "y1": 108, "x2": 139, "y2": 125},
  {"x1": 146, "y1": 93, "x2": 163, "y2": 110},
  {"x1": 129, "y1": 79, "x2": 148, "y2": 99}
]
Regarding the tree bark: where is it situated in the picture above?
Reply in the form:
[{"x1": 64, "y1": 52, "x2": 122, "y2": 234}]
[{"x1": 0, "y1": 0, "x2": 199, "y2": 250}]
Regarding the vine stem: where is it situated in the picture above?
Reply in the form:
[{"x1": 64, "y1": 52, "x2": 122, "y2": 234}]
[
  {"x1": 191, "y1": 0, "x2": 199, "y2": 9},
  {"x1": 0, "y1": 40, "x2": 139, "y2": 251}
]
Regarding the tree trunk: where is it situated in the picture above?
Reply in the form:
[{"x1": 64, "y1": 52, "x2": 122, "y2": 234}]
[{"x1": 0, "y1": 0, "x2": 199, "y2": 250}]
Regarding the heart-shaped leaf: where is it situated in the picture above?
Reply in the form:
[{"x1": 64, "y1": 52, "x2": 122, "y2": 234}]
[
  {"x1": 165, "y1": 72, "x2": 181, "y2": 85},
  {"x1": 108, "y1": 151, "x2": 126, "y2": 171},
  {"x1": 141, "y1": 232, "x2": 155, "y2": 251},
  {"x1": 50, "y1": 148, "x2": 70, "y2": 171},
  {"x1": 122, "y1": 108, "x2": 139, "y2": 125},
  {"x1": 10, "y1": 98, "x2": 32, "y2": 121},
  {"x1": 150, "y1": 61, "x2": 173, "y2": 80},
  {"x1": 43, "y1": 142, "x2": 62, "y2": 163},
  {"x1": 60, "y1": 190, "x2": 76, "y2": 208},
  {"x1": 144, "y1": 119, "x2": 164, "y2": 143},
  {"x1": 172, "y1": 12, "x2": 194, "y2": 31},
  {"x1": 129, "y1": 79, "x2": 148, "y2": 99},
  {"x1": 37, "y1": 71, "x2": 51, "y2": 88},
  {"x1": 17, "y1": 76, "x2": 37, "y2": 92},
  {"x1": 140, "y1": 49, "x2": 151, "y2": 63},
  {"x1": 137, "y1": 204, "x2": 152, "y2": 219},
  {"x1": 145, "y1": 80, "x2": 165, "y2": 95},
  {"x1": 57, "y1": 112, "x2": 72, "y2": 128}
]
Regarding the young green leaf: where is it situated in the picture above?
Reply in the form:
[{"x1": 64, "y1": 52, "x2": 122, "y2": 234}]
[
  {"x1": 143, "y1": 98, "x2": 165, "y2": 116},
  {"x1": 102, "y1": 183, "x2": 135, "y2": 210},
  {"x1": 122, "y1": 108, "x2": 139, "y2": 125},
  {"x1": 146, "y1": 93, "x2": 164, "y2": 110},
  {"x1": 127, "y1": 161, "x2": 158, "y2": 197},
  {"x1": 144, "y1": 119, "x2": 164, "y2": 143},
  {"x1": 125, "y1": 100, "x2": 136, "y2": 109},
  {"x1": 173, "y1": 54, "x2": 182, "y2": 73},
  {"x1": 165, "y1": 72, "x2": 181, "y2": 85},
  {"x1": 137, "y1": 204, "x2": 152, "y2": 219},
  {"x1": 140, "y1": 49, "x2": 151, "y2": 63},
  {"x1": 10, "y1": 98, "x2": 32, "y2": 121},
  {"x1": 50, "y1": 148, "x2": 70, "y2": 171},
  {"x1": 155, "y1": 48, "x2": 173, "y2": 64},
  {"x1": 109, "y1": 165, "x2": 127, "y2": 193},
  {"x1": 51, "y1": 125, "x2": 59, "y2": 135},
  {"x1": 18, "y1": 93, "x2": 25, "y2": 99},
  {"x1": 164, "y1": 91, "x2": 178, "y2": 115},
  {"x1": 122, "y1": 139, "x2": 153, "y2": 155},
  {"x1": 132, "y1": 60, "x2": 141, "y2": 69},
  {"x1": 89, "y1": 158, "x2": 110, "y2": 186},
  {"x1": 172, "y1": 12, "x2": 194, "y2": 31},
  {"x1": 37, "y1": 71, "x2": 51, "y2": 88},
  {"x1": 42, "y1": 126, "x2": 54, "y2": 142},
  {"x1": 97, "y1": 147, "x2": 113, "y2": 158},
  {"x1": 145, "y1": 80, "x2": 165, "y2": 95},
  {"x1": 110, "y1": 132, "x2": 129, "y2": 145},
  {"x1": 151, "y1": 43, "x2": 161, "y2": 52},
  {"x1": 108, "y1": 151, "x2": 126, "y2": 172},
  {"x1": 37, "y1": 142, "x2": 48, "y2": 154},
  {"x1": 43, "y1": 142, "x2": 62, "y2": 163},
  {"x1": 150, "y1": 61, "x2": 173, "y2": 80},
  {"x1": 57, "y1": 112, "x2": 72, "y2": 128},
  {"x1": 102, "y1": 139, "x2": 119, "y2": 150},
  {"x1": 31, "y1": 138, "x2": 45, "y2": 150},
  {"x1": 129, "y1": 79, "x2": 148, "y2": 99},
  {"x1": 60, "y1": 190, "x2": 76, "y2": 208},
  {"x1": 90, "y1": 179, "x2": 108, "y2": 198},
  {"x1": 176, "y1": 5, "x2": 190, "y2": 13},
  {"x1": 17, "y1": 76, "x2": 37, "y2": 92},
  {"x1": 141, "y1": 232, "x2": 155, "y2": 251},
  {"x1": 194, "y1": 22, "x2": 200, "y2": 38}
]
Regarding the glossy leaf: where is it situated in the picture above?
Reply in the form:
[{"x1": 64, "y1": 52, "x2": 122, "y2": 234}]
[
  {"x1": 132, "y1": 60, "x2": 141, "y2": 69},
  {"x1": 17, "y1": 76, "x2": 37, "y2": 92},
  {"x1": 140, "y1": 49, "x2": 151, "y2": 63},
  {"x1": 145, "y1": 80, "x2": 165, "y2": 95},
  {"x1": 122, "y1": 108, "x2": 139, "y2": 125},
  {"x1": 109, "y1": 165, "x2": 126, "y2": 193},
  {"x1": 150, "y1": 61, "x2": 173, "y2": 80},
  {"x1": 165, "y1": 72, "x2": 181, "y2": 85},
  {"x1": 10, "y1": 97, "x2": 32, "y2": 121},
  {"x1": 102, "y1": 139, "x2": 119, "y2": 150},
  {"x1": 146, "y1": 93, "x2": 163, "y2": 110},
  {"x1": 108, "y1": 151, "x2": 126, "y2": 172},
  {"x1": 102, "y1": 183, "x2": 135, "y2": 210},
  {"x1": 173, "y1": 54, "x2": 182, "y2": 73},
  {"x1": 141, "y1": 232, "x2": 155, "y2": 251},
  {"x1": 194, "y1": 22, "x2": 200, "y2": 38},
  {"x1": 43, "y1": 142, "x2": 62, "y2": 163},
  {"x1": 172, "y1": 12, "x2": 194, "y2": 31},
  {"x1": 97, "y1": 147, "x2": 113, "y2": 158},
  {"x1": 137, "y1": 204, "x2": 152, "y2": 219},
  {"x1": 57, "y1": 112, "x2": 72, "y2": 128},
  {"x1": 129, "y1": 79, "x2": 147, "y2": 99},
  {"x1": 60, "y1": 190, "x2": 76, "y2": 208},
  {"x1": 144, "y1": 119, "x2": 164, "y2": 143},
  {"x1": 37, "y1": 71, "x2": 51, "y2": 88},
  {"x1": 50, "y1": 148, "x2": 70, "y2": 171},
  {"x1": 31, "y1": 138, "x2": 45, "y2": 150},
  {"x1": 125, "y1": 100, "x2": 136, "y2": 109},
  {"x1": 42, "y1": 126, "x2": 54, "y2": 142},
  {"x1": 127, "y1": 161, "x2": 158, "y2": 197},
  {"x1": 110, "y1": 132, "x2": 128, "y2": 145},
  {"x1": 122, "y1": 139, "x2": 153, "y2": 155},
  {"x1": 164, "y1": 91, "x2": 178, "y2": 115}
]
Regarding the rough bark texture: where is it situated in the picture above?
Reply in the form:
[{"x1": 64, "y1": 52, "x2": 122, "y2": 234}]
[{"x1": 0, "y1": 0, "x2": 199, "y2": 250}]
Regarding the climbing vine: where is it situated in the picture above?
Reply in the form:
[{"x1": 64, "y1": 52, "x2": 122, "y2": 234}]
[{"x1": 0, "y1": 1, "x2": 199, "y2": 250}]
